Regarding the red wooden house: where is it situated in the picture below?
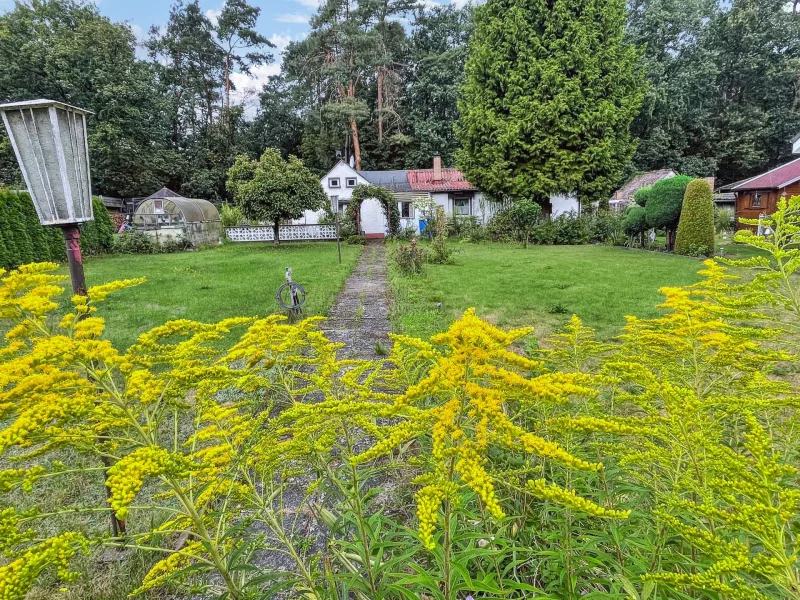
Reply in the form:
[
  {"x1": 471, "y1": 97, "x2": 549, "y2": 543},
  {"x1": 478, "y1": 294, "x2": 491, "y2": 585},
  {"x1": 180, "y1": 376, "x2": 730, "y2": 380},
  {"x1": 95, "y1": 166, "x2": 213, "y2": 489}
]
[{"x1": 728, "y1": 157, "x2": 800, "y2": 230}]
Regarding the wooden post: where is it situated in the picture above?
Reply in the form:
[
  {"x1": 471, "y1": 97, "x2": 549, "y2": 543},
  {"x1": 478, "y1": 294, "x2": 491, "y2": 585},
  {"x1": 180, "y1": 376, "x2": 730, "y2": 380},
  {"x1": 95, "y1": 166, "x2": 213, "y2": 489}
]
[
  {"x1": 61, "y1": 224, "x2": 127, "y2": 540},
  {"x1": 336, "y1": 215, "x2": 342, "y2": 265}
]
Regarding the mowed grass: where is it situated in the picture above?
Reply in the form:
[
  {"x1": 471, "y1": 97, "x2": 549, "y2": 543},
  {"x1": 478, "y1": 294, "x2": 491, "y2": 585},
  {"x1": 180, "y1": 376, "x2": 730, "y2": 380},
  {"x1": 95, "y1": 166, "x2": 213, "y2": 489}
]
[
  {"x1": 61, "y1": 241, "x2": 361, "y2": 349},
  {"x1": 391, "y1": 242, "x2": 711, "y2": 341}
]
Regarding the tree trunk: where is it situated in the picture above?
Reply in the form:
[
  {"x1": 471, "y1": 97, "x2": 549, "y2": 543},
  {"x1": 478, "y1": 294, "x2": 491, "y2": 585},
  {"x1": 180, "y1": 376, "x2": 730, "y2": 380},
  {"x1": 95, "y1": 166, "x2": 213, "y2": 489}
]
[
  {"x1": 349, "y1": 81, "x2": 361, "y2": 170},
  {"x1": 225, "y1": 54, "x2": 231, "y2": 110},
  {"x1": 377, "y1": 67, "x2": 384, "y2": 144},
  {"x1": 273, "y1": 219, "x2": 280, "y2": 246}
]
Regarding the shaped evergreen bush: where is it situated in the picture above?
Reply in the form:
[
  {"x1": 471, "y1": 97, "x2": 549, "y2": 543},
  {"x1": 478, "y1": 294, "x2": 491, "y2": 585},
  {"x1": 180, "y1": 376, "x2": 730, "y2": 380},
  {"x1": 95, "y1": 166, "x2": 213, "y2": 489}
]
[
  {"x1": 675, "y1": 178, "x2": 715, "y2": 257},
  {"x1": 645, "y1": 175, "x2": 692, "y2": 250}
]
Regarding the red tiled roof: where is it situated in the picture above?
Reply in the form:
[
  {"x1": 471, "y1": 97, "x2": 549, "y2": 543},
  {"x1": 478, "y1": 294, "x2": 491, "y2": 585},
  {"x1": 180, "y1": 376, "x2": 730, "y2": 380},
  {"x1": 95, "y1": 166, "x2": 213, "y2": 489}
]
[
  {"x1": 407, "y1": 168, "x2": 477, "y2": 192},
  {"x1": 733, "y1": 157, "x2": 800, "y2": 191}
]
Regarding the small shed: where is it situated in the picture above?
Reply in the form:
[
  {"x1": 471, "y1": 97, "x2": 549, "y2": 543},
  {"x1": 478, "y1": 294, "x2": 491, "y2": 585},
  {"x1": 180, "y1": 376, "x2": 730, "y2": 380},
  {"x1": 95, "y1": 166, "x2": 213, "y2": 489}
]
[{"x1": 133, "y1": 196, "x2": 222, "y2": 246}]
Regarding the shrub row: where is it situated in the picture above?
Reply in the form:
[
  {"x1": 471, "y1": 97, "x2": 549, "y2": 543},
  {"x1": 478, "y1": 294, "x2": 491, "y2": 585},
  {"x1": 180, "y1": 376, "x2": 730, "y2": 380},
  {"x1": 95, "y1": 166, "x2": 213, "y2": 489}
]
[
  {"x1": 487, "y1": 209, "x2": 626, "y2": 246},
  {"x1": 0, "y1": 190, "x2": 115, "y2": 269}
]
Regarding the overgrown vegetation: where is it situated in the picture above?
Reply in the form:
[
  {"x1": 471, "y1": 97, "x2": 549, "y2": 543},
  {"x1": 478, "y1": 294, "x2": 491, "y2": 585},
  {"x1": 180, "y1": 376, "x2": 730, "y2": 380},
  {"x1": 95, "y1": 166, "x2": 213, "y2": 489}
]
[{"x1": 6, "y1": 197, "x2": 800, "y2": 600}]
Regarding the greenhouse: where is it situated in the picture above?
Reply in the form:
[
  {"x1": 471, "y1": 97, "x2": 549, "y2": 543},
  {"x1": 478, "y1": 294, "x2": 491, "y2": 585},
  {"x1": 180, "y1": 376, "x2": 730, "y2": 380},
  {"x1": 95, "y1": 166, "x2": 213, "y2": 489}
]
[{"x1": 133, "y1": 195, "x2": 222, "y2": 246}]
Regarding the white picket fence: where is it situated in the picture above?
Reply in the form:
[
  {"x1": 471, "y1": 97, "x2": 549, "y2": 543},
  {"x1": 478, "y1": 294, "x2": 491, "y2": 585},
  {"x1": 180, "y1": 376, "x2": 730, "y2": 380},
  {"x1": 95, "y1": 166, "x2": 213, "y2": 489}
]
[{"x1": 225, "y1": 224, "x2": 338, "y2": 242}]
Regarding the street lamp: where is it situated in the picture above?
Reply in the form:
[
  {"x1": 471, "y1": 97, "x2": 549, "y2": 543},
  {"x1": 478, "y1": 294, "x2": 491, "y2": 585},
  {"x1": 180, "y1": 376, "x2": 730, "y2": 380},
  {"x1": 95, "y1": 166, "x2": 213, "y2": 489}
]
[
  {"x1": 0, "y1": 99, "x2": 93, "y2": 295},
  {"x1": 0, "y1": 99, "x2": 127, "y2": 540}
]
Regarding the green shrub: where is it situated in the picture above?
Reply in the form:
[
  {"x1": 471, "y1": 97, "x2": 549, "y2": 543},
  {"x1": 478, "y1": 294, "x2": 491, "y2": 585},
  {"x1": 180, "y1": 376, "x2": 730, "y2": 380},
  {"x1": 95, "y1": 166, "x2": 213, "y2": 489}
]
[
  {"x1": 645, "y1": 175, "x2": 692, "y2": 250},
  {"x1": 552, "y1": 212, "x2": 592, "y2": 244},
  {"x1": 633, "y1": 186, "x2": 652, "y2": 206},
  {"x1": 393, "y1": 238, "x2": 426, "y2": 275},
  {"x1": 506, "y1": 199, "x2": 542, "y2": 247},
  {"x1": 220, "y1": 204, "x2": 246, "y2": 227},
  {"x1": 427, "y1": 207, "x2": 453, "y2": 264},
  {"x1": 588, "y1": 211, "x2": 626, "y2": 245},
  {"x1": 675, "y1": 178, "x2": 715, "y2": 257},
  {"x1": 0, "y1": 191, "x2": 113, "y2": 268},
  {"x1": 530, "y1": 219, "x2": 557, "y2": 244},
  {"x1": 623, "y1": 205, "x2": 649, "y2": 236},
  {"x1": 79, "y1": 197, "x2": 115, "y2": 256},
  {"x1": 715, "y1": 206, "x2": 735, "y2": 234},
  {"x1": 114, "y1": 231, "x2": 155, "y2": 254},
  {"x1": 487, "y1": 209, "x2": 517, "y2": 243},
  {"x1": 346, "y1": 235, "x2": 366, "y2": 245}
]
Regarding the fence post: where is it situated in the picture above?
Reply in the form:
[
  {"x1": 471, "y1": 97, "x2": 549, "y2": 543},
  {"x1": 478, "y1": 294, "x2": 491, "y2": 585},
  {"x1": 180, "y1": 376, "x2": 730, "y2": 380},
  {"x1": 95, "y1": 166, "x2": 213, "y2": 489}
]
[{"x1": 336, "y1": 216, "x2": 342, "y2": 265}]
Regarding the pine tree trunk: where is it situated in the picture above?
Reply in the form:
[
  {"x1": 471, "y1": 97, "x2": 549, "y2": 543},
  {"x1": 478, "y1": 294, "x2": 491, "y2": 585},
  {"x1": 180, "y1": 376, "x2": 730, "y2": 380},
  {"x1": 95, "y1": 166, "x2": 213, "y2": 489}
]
[
  {"x1": 377, "y1": 67, "x2": 384, "y2": 144},
  {"x1": 348, "y1": 80, "x2": 361, "y2": 170},
  {"x1": 225, "y1": 54, "x2": 231, "y2": 110}
]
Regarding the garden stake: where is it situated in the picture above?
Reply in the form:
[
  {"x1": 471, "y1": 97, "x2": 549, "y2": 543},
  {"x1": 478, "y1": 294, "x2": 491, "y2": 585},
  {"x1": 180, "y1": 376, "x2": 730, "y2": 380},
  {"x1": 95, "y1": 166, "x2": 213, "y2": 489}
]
[{"x1": 62, "y1": 224, "x2": 127, "y2": 541}]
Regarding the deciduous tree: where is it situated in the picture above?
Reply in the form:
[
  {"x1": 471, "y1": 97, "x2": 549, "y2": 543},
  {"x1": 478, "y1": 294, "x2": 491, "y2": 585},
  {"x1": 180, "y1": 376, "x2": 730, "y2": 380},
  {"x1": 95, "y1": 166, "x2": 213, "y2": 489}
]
[{"x1": 226, "y1": 149, "x2": 328, "y2": 244}]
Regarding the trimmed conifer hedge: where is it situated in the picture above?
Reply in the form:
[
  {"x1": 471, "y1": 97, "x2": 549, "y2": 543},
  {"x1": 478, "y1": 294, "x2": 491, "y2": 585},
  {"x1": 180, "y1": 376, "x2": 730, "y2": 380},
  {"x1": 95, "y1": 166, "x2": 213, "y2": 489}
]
[
  {"x1": 675, "y1": 178, "x2": 715, "y2": 257},
  {"x1": 0, "y1": 190, "x2": 115, "y2": 269}
]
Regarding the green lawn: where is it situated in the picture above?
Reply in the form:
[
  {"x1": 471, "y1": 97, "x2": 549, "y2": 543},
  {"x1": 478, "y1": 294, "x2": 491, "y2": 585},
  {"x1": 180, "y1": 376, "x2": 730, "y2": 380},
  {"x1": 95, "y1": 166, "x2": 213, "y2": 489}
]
[
  {"x1": 391, "y1": 242, "x2": 712, "y2": 341},
  {"x1": 62, "y1": 242, "x2": 361, "y2": 349}
]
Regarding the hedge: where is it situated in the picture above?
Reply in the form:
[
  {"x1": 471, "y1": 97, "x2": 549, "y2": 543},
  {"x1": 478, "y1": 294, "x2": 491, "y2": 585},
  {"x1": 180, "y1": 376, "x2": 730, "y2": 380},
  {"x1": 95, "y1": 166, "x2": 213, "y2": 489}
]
[
  {"x1": 0, "y1": 190, "x2": 115, "y2": 269},
  {"x1": 675, "y1": 178, "x2": 715, "y2": 257}
]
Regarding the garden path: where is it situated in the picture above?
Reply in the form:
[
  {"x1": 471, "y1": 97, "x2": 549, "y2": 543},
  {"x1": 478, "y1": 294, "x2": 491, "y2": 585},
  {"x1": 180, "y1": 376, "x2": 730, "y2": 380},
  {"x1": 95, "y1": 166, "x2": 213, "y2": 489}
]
[{"x1": 320, "y1": 240, "x2": 392, "y2": 359}]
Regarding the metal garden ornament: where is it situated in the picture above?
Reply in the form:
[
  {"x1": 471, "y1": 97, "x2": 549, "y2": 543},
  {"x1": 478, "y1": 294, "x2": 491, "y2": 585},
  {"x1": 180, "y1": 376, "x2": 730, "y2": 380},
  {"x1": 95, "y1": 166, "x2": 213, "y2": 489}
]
[{"x1": 277, "y1": 267, "x2": 306, "y2": 319}]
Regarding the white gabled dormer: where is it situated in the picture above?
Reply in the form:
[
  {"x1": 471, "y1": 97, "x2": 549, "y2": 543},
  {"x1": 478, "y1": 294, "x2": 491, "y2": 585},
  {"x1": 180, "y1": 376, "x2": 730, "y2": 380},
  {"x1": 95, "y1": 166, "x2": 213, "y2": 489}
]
[{"x1": 295, "y1": 160, "x2": 370, "y2": 225}]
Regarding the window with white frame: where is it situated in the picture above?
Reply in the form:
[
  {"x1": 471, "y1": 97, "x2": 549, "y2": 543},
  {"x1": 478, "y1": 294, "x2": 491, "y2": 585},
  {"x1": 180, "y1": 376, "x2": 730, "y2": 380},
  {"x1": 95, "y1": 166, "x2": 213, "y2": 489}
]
[
  {"x1": 751, "y1": 192, "x2": 762, "y2": 208},
  {"x1": 346, "y1": 177, "x2": 357, "y2": 187},
  {"x1": 400, "y1": 202, "x2": 413, "y2": 219},
  {"x1": 328, "y1": 177, "x2": 340, "y2": 188},
  {"x1": 453, "y1": 196, "x2": 471, "y2": 216},
  {"x1": 338, "y1": 200, "x2": 349, "y2": 216}
]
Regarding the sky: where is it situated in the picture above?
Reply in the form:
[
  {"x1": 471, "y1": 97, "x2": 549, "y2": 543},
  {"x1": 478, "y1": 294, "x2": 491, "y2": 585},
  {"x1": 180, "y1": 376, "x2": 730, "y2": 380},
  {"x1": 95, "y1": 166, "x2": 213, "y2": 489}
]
[{"x1": 0, "y1": 0, "x2": 464, "y2": 113}]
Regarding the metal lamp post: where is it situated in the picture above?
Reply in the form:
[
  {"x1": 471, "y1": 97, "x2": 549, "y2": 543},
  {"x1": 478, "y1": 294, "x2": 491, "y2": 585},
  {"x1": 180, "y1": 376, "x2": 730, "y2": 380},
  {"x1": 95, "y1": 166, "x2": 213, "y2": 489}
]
[
  {"x1": 0, "y1": 99, "x2": 126, "y2": 540},
  {"x1": 0, "y1": 99, "x2": 94, "y2": 295}
]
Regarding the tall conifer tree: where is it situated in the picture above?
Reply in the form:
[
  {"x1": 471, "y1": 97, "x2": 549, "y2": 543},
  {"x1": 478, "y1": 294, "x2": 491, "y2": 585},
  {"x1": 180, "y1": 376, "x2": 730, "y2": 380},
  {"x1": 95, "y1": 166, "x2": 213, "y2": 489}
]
[{"x1": 457, "y1": 0, "x2": 645, "y2": 206}]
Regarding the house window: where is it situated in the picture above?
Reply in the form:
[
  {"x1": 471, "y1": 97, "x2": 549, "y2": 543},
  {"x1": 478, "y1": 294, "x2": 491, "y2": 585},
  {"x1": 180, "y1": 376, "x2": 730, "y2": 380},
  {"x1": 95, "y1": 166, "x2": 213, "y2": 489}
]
[
  {"x1": 751, "y1": 193, "x2": 762, "y2": 208},
  {"x1": 346, "y1": 177, "x2": 357, "y2": 187},
  {"x1": 453, "y1": 197, "x2": 471, "y2": 216},
  {"x1": 338, "y1": 201, "x2": 349, "y2": 216},
  {"x1": 328, "y1": 177, "x2": 340, "y2": 188},
  {"x1": 400, "y1": 202, "x2": 413, "y2": 219}
]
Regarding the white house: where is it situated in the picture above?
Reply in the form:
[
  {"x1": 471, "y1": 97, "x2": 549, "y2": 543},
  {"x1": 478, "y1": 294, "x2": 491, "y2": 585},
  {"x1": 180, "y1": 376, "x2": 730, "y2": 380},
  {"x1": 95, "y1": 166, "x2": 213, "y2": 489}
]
[{"x1": 298, "y1": 155, "x2": 581, "y2": 237}]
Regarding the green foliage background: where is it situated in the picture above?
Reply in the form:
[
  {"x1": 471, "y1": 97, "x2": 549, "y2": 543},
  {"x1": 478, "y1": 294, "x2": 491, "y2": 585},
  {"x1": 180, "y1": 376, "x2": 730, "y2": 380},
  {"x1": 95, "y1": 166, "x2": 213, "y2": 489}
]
[
  {"x1": 645, "y1": 175, "x2": 693, "y2": 232},
  {"x1": 0, "y1": 191, "x2": 115, "y2": 269}
]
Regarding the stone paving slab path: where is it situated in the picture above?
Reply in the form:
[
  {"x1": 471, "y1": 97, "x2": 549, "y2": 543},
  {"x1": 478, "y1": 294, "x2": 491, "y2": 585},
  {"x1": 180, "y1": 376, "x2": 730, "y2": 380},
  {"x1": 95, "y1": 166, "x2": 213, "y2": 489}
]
[{"x1": 320, "y1": 240, "x2": 391, "y2": 359}]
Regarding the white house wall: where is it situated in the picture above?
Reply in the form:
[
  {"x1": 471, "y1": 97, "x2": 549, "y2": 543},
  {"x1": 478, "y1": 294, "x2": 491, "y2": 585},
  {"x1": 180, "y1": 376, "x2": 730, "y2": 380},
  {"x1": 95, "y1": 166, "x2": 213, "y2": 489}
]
[
  {"x1": 295, "y1": 161, "x2": 370, "y2": 225},
  {"x1": 550, "y1": 193, "x2": 580, "y2": 217}
]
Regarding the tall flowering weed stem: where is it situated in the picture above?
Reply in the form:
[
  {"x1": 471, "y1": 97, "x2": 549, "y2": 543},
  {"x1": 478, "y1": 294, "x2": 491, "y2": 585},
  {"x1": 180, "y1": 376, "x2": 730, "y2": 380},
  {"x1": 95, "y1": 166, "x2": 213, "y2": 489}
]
[{"x1": 352, "y1": 308, "x2": 627, "y2": 554}]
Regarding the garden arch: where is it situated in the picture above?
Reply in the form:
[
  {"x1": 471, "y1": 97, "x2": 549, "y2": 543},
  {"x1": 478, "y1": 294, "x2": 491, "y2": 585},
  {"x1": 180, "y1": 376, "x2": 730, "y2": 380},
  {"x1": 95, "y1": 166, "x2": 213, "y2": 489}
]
[{"x1": 346, "y1": 184, "x2": 401, "y2": 237}]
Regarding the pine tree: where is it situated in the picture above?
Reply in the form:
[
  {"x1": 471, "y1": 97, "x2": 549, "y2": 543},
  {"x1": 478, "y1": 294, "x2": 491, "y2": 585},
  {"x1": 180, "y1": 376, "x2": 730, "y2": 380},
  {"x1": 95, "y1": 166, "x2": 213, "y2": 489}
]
[{"x1": 456, "y1": 0, "x2": 645, "y2": 205}]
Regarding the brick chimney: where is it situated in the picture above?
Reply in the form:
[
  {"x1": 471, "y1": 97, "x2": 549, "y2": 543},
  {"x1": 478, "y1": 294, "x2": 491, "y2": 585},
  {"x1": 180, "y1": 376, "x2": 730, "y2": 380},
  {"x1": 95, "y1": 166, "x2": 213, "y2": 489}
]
[{"x1": 433, "y1": 152, "x2": 442, "y2": 182}]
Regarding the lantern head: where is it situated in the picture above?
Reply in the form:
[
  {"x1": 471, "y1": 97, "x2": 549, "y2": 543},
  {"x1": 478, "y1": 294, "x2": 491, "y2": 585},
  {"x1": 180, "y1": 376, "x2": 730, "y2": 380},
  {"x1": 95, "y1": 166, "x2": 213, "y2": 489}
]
[{"x1": 0, "y1": 99, "x2": 94, "y2": 226}]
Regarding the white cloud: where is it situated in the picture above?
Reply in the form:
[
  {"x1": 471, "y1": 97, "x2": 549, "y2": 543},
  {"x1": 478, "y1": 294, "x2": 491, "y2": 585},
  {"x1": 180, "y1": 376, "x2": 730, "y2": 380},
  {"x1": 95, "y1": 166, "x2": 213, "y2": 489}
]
[
  {"x1": 206, "y1": 8, "x2": 222, "y2": 25},
  {"x1": 269, "y1": 33, "x2": 296, "y2": 52},
  {"x1": 276, "y1": 13, "x2": 311, "y2": 23},
  {"x1": 293, "y1": 0, "x2": 323, "y2": 9}
]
